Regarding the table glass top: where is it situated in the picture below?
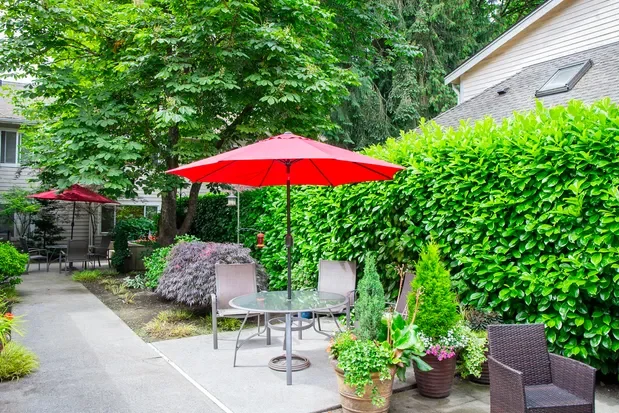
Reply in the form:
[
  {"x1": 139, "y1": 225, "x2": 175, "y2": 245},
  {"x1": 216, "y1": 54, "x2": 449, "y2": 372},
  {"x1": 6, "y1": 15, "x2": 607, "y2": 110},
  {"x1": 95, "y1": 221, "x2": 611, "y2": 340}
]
[{"x1": 229, "y1": 291, "x2": 347, "y2": 313}]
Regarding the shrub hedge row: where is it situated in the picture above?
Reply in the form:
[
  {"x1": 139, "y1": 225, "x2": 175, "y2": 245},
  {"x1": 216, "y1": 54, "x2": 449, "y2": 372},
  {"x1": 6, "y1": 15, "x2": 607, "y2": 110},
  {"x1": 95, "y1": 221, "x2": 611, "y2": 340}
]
[{"x1": 240, "y1": 100, "x2": 619, "y2": 375}]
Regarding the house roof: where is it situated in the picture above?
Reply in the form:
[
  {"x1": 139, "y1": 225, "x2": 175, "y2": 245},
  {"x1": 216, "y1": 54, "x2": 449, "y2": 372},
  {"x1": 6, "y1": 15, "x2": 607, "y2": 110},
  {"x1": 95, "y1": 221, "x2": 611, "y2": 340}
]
[
  {"x1": 445, "y1": 0, "x2": 565, "y2": 85},
  {"x1": 0, "y1": 81, "x2": 27, "y2": 125},
  {"x1": 433, "y1": 41, "x2": 619, "y2": 129}
]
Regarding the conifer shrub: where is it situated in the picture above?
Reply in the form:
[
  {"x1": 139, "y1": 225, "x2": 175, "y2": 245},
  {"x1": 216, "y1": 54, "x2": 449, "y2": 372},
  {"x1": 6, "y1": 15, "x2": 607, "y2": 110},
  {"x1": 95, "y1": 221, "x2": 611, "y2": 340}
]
[{"x1": 355, "y1": 254, "x2": 385, "y2": 340}]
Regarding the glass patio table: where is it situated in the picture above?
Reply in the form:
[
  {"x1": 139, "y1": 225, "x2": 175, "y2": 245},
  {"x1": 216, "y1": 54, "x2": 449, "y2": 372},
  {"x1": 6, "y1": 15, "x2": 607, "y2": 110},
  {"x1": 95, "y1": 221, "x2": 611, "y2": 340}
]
[{"x1": 229, "y1": 290, "x2": 348, "y2": 385}]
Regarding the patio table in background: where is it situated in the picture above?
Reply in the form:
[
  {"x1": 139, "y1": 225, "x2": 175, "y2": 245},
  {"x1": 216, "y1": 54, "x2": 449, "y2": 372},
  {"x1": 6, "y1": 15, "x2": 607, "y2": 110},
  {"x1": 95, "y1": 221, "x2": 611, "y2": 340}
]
[{"x1": 229, "y1": 290, "x2": 348, "y2": 385}]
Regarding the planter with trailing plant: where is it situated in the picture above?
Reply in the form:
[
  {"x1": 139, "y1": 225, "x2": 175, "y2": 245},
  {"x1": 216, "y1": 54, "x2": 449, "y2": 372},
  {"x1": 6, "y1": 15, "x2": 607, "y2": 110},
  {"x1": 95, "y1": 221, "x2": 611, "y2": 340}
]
[
  {"x1": 327, "y1": 254, "x2": 431, "y2": 412},
  {"x1": 407, "y1": 242, "x2": 463, "y2": 398},
  {"x1": 461, "y1": 308, "x2": 503, "y2": 384}
]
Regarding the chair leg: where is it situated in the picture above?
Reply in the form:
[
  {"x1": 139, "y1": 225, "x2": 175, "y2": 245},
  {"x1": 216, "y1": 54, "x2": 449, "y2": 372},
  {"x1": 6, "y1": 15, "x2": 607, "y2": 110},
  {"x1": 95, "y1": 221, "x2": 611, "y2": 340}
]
[
  {"x1": 298, "y1": 312, "x2": 302, "y2": 340},
  {"x1": 212, "y1": 302, "x2": 218, "y2": 350}
]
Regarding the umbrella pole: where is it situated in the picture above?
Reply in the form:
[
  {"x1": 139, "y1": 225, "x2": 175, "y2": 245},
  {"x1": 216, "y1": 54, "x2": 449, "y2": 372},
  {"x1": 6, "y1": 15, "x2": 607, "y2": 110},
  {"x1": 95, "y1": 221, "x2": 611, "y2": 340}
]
[
  {"x1": 70, "y1": 202, "x2": 76, "y2": 240},
  {"x1": 286, "y1": 163, "x2": 292, "y2": 301}
]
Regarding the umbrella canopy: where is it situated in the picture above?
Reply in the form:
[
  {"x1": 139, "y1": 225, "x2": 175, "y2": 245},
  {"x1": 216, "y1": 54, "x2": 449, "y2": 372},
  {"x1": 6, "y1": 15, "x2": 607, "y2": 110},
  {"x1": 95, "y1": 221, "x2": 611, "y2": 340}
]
[
  {"x1": 28, "y1": 184, "x2": 119, "y2": 239},
  {"x1": 168, "y1": 131, "x2": 404, "y2": 296},
  {"x1": 28, "y1": 184, "x2": 118, "y2": 204},
  {"x1": 167, "y1": 132, "x2": 403, "y2": 186}
]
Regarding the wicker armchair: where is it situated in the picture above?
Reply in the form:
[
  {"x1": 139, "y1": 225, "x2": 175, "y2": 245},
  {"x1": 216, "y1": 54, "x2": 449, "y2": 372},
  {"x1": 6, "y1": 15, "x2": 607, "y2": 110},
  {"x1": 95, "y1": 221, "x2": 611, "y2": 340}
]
[{"x1": 488, "y1": 324, "x2": 596, "y2": 413}]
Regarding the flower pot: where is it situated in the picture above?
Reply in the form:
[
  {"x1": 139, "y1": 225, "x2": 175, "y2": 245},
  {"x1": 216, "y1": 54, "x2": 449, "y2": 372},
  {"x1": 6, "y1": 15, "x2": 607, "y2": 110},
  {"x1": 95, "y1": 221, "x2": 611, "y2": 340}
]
[
  {"x1": 413, "y1": 354, "x2": 456, "y2": 398},
  {"x1": 333, "y1": 362, "x2": 395, "y2": 413},
  {"x1": 470, "y1": 352, "x2": 490, "y2": 385}
]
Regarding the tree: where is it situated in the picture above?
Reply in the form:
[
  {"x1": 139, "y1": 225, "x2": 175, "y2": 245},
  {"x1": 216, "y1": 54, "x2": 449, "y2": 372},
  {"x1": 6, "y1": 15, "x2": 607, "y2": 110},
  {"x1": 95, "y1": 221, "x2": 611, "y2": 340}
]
[
  {"x1": 356, "y1": 254, "x2": 385, "y2": 341},
  {"x1": 0, "y1": 0, "x2": 356, "y2": 244},
  {"x1": 31, "y1": 203, "x2": 65, "y2": 248},
  {"x1": 0, "y1": 188, "x2": 40, "y2": 240}
]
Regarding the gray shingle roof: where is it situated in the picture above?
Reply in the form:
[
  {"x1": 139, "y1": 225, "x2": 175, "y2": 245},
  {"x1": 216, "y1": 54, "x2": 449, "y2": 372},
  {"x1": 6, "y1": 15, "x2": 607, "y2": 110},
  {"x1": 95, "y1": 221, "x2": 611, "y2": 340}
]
[
  {"x1": 433, "y1": 41, "x2": 619, "y2": 129},
  {"x1": 0, "y1": 81, "x2": 27, "y2": 125}
]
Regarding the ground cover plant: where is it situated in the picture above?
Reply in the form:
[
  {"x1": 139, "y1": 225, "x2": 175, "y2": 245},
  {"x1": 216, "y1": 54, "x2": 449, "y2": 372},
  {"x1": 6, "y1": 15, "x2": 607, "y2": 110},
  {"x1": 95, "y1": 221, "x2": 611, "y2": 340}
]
[
  {"x1": 71, "y1": 270, "x2": 103, "y2": 282},
  {"x1": 0, "y1": 342, "x2": 39, "y2": 381},
  {"x1": 242, "y1": 99, "x2": 619, "y2": 375},
  {"x1": 156, "y1": 242, "x2": 268, "y2": 307}
]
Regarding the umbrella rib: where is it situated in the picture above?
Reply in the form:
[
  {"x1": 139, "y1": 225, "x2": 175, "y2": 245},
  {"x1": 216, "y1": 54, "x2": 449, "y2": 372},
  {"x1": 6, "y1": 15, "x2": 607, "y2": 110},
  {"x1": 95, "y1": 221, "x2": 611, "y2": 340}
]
[
  {"x1": 352, "y1": 162, "x2": 395, "y2": 180},
  {"x1": 258, "y1": 160, "x2": 275, "y2": 187},
  {"x1": 308, "y1": 159, "x2": 334, "y2": 186},
  {"x1": 193, "y1": 160, "x2": 238, "y2": 182}
]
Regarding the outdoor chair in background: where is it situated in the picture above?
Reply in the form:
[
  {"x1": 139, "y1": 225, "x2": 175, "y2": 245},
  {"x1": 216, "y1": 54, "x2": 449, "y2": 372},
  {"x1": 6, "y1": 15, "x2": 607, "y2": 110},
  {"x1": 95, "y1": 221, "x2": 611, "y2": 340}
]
[
  {"x1": 89, "y1": 235, "x2": 112, "y2": 267},
  {"x1": 488, "y1": 324, "x2": 596, "y2": 413},
  {"x1": 211, "y1": 263, "x2": 264, "y2": 351},
  {"x1": 61, "y1": 240, "x2": 90, "y2": 273},
  {"x1": 391, "y1": 272, "x2": 415, "y2": 318},
  {"x1": 314, "y1": 260, "x2": 356, "y2": 332},
  {"x1": 20, "y1": 238, "x2": 49, "y2": 273}
]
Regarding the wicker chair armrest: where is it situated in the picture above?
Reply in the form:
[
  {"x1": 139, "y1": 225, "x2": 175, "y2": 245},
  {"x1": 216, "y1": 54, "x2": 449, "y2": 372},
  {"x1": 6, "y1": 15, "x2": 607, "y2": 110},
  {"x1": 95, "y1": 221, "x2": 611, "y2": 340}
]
[
  {"x1": 488, "y1": 356, "x2": 526, "y2": 412},
  {"x1": 549, "y1": 353, "x2": 596, "y2": 403}
]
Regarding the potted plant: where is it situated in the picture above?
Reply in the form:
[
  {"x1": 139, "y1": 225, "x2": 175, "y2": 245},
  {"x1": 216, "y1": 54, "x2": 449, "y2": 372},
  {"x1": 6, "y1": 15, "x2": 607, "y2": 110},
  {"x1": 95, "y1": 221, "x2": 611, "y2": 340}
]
[
  {"x1": 461, "y1": 307, "x2": 502, "y2": 384},
  {"x1": 407, "y1": 241, "x2": 461, "y2": 398},
  {"x1": 327, "y1": 254, "x2": 431, "y2": 412}
]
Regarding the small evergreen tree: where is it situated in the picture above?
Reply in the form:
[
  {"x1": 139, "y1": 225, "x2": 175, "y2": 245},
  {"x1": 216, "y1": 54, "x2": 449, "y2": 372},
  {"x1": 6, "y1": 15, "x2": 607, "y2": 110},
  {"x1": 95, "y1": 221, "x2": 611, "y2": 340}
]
[
  {"x1": 31, "y1": 203, "x2": 64, "y2": 248},
  {"x1": 407, "y1": 242, "x2": 459, "y2": 339},
  {"x1": 355, "y1": 253, "x2": 385, "y2": 341}
]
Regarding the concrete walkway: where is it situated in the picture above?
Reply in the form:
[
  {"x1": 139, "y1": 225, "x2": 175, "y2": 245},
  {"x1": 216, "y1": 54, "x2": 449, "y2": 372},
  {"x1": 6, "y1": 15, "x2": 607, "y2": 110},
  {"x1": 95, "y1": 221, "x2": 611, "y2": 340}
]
[{"x1": 0, "y1": 270, "x2": 224, "y2": 413}]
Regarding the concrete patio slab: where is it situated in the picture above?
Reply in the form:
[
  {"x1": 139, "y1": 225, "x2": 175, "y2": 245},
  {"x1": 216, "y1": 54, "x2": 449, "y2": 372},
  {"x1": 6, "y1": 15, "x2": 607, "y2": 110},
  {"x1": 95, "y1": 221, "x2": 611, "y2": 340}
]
[
  {"x1": 152, "y1": 320, "x2": 415, "y2": 413},
  {"x1": 0, "y1": 270, "x2": 225, "y2": 413}
]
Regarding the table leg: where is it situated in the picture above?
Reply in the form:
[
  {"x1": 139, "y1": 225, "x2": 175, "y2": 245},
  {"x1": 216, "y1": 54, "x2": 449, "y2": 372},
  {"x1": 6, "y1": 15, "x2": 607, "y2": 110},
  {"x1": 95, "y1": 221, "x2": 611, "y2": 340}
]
[
  {"x1": 285, "y1": 313, "x2": 292, "y2": 385},
  {"x1": 266, "y1": 313, "x2": 271, "y2": 345},
  {"x1": 233, "y1": 311, "x2": 251, "y2": 367}
]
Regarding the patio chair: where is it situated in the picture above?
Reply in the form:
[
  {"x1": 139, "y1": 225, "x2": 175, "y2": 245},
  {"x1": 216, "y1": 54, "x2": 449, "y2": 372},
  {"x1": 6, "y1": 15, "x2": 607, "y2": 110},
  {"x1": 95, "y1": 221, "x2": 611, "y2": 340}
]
[
  {"x1": 392, "y1": 272, "x2": 415, "y2": 318},
  {"x1": 88, "y1": 235, "x2": 112, "y2": 267},
  {"x1": 20, "y1": 238, "x2": 49, "y2": 273},
  {"x1": 314, "y1": 260, "x2": 356, "y2": 332},
  {"x1": 61, "y1": 239, "x2": 90, "y2": 272},
  {"x1": 488, "y1": 324, "x2": 596, "y2": 413},
  {"x1": 211, "y1": 263, "x2": 264, "y2": 351}
]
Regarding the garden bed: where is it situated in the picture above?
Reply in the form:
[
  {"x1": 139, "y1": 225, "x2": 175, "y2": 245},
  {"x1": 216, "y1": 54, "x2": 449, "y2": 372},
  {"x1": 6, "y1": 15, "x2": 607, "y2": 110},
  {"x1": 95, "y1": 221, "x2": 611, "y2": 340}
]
[{"x1": 77, "y1": 271, "x2": 247, "y2": 342}]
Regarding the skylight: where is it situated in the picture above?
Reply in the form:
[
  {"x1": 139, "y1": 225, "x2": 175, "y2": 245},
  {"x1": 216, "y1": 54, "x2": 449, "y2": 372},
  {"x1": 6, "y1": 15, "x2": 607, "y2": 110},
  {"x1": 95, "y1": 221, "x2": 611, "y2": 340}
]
[{"x1": 535, "y1": 60, "x2": 592, "y2": 97}]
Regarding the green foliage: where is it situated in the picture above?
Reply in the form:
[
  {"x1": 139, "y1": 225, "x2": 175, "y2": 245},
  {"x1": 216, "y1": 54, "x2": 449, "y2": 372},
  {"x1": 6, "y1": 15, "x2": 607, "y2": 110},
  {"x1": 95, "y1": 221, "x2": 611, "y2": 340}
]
[
  {"x1": 31, "y1": 203, "x2": 65, "y2": 248},
  {"x1": 336, "y1": 339, "x2": 392, "y2": 406},
  {"x1": 177, "y1": 194, "x2": 235, "y2": 243},
  {"x1": 243, "y1": 99, "x2": 619, "y2": 375},
  {"x1": 0, "y1": 342, "x2": 39, "y2": 381},
  {"x1": 291, "y1": 259, "x2": 317, "y2": 290},
  {"x1": 463, "y1": 307, "x2": 503, "y2": 332},
  {"x1": 0, "y1": 243, "x2": 27, "y2": 289},
  {"x1": 355, "y1": 254, "x2": 385, "y2": 340},
  {"x1": 111, "y1": 218, "x2": 154, "y2": 273},
  {"x1": 457, "y1": 330, "x2": 487, "y2": 379},
  {"x1": 408, "y1": 242, "x2": 459, "y2": 339},
  {"x1": 0, "y1": 188, "x2": 40, "y2": 239},
  {"x1": 327, "y1": 330, "x2": 358, "y2": 361},
  {"x1": 142, "y1": 247, "x2": 171, "y2": 289},
  {"x1": 155, "y1": 309, "x2": 193, "y2": 323},
  {"x1": 71, "y1": 270, "x2": 102, "y2": 283}
]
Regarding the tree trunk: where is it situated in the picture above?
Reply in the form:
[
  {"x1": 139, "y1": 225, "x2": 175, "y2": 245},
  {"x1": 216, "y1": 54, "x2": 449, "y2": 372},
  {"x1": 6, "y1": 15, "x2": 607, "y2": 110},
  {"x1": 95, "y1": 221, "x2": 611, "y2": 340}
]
[
  {"x1": 159, "y1": 189, "x2": 178, "y2": 246},
  {"x1": 177, "y1": 182, "x2": 202, "y2": 235}
]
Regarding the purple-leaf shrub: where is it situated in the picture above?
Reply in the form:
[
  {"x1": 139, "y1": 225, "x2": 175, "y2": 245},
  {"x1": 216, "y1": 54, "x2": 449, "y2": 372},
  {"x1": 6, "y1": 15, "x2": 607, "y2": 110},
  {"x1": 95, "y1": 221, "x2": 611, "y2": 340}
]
[{"x1": 155, "y1": 242, "x2": 268, "y2": 307}]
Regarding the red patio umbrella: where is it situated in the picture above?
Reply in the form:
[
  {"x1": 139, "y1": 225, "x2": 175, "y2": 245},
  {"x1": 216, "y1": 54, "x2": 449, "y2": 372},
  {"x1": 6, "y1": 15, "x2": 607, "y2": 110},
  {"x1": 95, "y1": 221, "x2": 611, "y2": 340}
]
[
  {"x1": 28, "y1": 184, "x2": 119, "y2": 239},
  {"x1": 167, "y1": 132, "x2": 404, "y2": 298}
]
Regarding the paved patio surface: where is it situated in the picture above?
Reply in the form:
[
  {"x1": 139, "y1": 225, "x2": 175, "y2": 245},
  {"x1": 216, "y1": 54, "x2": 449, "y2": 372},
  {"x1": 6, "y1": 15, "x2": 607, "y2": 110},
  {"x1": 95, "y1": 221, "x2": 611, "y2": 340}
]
[
  {"x1": 151, "y1": 320, "x2": 415, "y2": 413},
  {"x1": 0, "y1": 269, "x2": 225, "y2": 413}
]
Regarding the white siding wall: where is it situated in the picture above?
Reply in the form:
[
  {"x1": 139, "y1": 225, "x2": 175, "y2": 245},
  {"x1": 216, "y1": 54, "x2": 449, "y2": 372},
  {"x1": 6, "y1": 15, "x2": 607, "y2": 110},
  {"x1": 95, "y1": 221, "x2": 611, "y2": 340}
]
[{"x1": 460, "y1": 0, "x2": 619, "y2": 102}]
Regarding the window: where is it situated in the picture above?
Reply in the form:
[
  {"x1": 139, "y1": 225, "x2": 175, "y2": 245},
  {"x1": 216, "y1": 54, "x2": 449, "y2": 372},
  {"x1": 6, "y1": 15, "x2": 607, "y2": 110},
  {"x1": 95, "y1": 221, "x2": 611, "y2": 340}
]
[
  {"x1": 99, "y1": 204, "x2": 159, "y2": 234},
  {"x1": 0, "y1": 131, "x2": 20, "y2": 164},
  {"x1": 535, "y1": 60, "x2": 592, "y2": 97}
]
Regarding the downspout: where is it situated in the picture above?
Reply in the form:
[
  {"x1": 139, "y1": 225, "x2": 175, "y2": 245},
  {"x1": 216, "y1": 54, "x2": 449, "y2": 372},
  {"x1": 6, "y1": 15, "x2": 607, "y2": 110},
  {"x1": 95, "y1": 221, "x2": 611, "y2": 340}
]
[{"x1": 451, "y1": 83, "x2": 461, "y2": 105}]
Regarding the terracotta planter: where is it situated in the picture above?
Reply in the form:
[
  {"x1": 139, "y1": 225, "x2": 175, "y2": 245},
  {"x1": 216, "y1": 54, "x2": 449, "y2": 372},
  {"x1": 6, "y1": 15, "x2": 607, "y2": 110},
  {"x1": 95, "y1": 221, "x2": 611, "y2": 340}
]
[
  {"x1": 413, "y1": 354, "x2": 456, "y2": 398},
  {"x1": 333, "y1": 362, "x2": 395, "y2": 413}
]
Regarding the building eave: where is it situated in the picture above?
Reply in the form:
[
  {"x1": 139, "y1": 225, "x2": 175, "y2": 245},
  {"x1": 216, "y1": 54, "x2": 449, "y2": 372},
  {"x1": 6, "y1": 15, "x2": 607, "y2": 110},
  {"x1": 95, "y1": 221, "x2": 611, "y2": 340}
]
[{"x1": 444, "y1": 0, "x2": 566, "y2": 85}]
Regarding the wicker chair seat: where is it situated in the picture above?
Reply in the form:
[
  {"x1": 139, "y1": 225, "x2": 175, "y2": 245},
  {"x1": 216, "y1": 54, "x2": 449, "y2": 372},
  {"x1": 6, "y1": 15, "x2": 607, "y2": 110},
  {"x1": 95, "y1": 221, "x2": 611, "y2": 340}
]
[{"x1": 526, "y1": 384, "x2": 591, "y2": 412}]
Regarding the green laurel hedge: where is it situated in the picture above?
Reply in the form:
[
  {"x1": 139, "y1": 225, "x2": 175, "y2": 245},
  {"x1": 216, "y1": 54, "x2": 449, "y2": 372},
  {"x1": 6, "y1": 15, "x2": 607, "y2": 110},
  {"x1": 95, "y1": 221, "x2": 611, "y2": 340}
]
[{"x1": 242, "y1": 99, "x2": 619, "y2": 375}]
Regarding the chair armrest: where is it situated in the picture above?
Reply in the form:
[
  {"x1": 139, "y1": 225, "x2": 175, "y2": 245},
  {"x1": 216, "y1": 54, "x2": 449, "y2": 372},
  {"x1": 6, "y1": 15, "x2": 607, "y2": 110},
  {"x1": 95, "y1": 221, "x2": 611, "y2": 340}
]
[
  {"x1": 345, "y1": 289, "x2": 357, "y2": 306},
  {"x1": 549, "y1": 353, "x2": 596, "y2": 403},
  {"x1": 487, "y1": 356, "x2": 526, "y2": 412},
  {"x1": 210, "y1": 293, "x2": 217, "y2": 314}
]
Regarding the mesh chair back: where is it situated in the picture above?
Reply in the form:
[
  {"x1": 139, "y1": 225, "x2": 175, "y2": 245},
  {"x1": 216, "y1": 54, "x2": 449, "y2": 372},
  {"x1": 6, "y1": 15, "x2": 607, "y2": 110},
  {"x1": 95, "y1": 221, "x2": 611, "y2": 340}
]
[
  {"x1": 488, "y1": 324, "x2": 552, "y2": 386},
  {"x1": 215, "y1": 263, "x2": 257, "y2": 310},
  {"x1": 395, "y1": 272, "x2": 415, "y2": 315},
  {"x1": 99, "y1": 235, "x2": 112, "y2": 249},
  {"x1": 67, "y1": 240, "x2": 89, "y2": 261},
  {"x1": 318, "y1": 260, "x2": 356, "y2": 305}
]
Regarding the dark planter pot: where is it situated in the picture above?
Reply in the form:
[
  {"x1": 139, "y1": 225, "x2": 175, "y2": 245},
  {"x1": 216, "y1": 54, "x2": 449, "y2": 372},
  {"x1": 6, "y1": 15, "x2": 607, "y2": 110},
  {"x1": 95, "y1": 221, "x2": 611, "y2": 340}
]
[
  {"x1": 470, "y1": 355, "x2": 490, "y2": 385},
  {"x1": 413, "y1": 354, "x2": 456, "y2": 398}
]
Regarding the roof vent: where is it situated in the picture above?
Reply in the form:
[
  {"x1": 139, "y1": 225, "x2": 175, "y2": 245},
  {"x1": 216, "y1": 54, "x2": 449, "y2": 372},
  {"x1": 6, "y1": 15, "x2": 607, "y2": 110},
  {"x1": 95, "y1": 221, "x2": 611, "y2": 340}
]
[
  {"x1": 497, "y1": 87, "x2": 510, "y2": 96},
  {"x1": 535, "y1": 59, "x2": 592, "y2": 97}
]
